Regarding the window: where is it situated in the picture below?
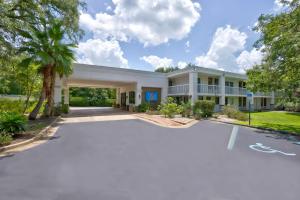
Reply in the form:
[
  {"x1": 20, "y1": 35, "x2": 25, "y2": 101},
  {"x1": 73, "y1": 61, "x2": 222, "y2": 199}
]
[
  {"x1": 168, "y1": 80, "x2": 173, "y2": 86},
  {"x1": 197, "y1": 78, "x2": 201, "y2": 84},
  {"x1": 206, "y1": 96, "x2": 211, "y2": 100},
  {"x1": 226, "y1": 81, "x2": 234, "y2": 87},
  {"x1": 198, "y1": 96, "x2": 203, "y2": 100},
  {"x1": 239, "y1": 81, "x2": 246, "y2": 88},
  {"x1": 239, "y1": 97, "x2": 246, "y2": 107},
  {"x1": 208, "y1": 77, "x2": 213, "y2": 85},
  {"x1": 129, "y1": 91, "x2": 135, "y2": 104},
  {"x1": 215, "y1": 97, "x2": 219, "y2": 104},
  {"x1": 214, "y1": 78, "x2": 219, "y2": 85},
  {"x1": 261, "y1": 98, "x2": 267, "y2": 107},
  {"x1": 225, "y1": 97, "x2": 228, "y2": 105}
]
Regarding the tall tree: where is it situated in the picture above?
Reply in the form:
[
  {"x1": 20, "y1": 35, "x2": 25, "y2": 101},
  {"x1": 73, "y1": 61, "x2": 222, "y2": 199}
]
[
  {"x1": 246, "y1": 0, "x2": 300, "y2": 102},
  {"x1": 19, "y1": 20, "x2": 75, "y2": 119},
  {"x1": 1, "y1": 0, "x2": 84, "y2": 119}
]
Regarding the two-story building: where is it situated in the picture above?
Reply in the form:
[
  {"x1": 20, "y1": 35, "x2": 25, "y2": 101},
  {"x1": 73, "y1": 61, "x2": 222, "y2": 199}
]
[{"x1": 54, "y1": 63, "x2": 275, "y2": 111}]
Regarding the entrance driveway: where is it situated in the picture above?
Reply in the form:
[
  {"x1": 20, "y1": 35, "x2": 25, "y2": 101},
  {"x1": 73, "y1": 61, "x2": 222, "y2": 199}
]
[
  {"x1": 67, "y1": 107, "x2": 129, "y2": 117},
  {"x1": 0, "y1": 119, "x2": 300, "y2": 200}
]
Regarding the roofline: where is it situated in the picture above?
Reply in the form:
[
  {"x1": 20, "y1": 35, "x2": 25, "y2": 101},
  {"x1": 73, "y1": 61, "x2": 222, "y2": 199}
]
[
  {"x1": 73, "y1": 63, "x2": 166, "y2": 77},
  {"x1": 167, "y1": 66, "x2": 247, "y2": 79},
  {"x1": 73, "y1": 63, "x2": 247, "y2": 79}
]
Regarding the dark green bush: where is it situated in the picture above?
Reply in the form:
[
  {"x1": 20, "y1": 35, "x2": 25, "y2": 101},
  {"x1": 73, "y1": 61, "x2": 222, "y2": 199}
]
[
  {"x1": 222, "y1": 105, "x2": 248, "y2": 121},
  {"x1": 137, "y1": 102, "x2": 150, "y2": 112},
  {"x1": 70, "y1": 96, "x2": 115, "y2": 107},
  {"x1": 0, "y1": 133, "x2": 13, "y2": 146},
  {"x1": 0, "y1": 112, "x2": 27, "y2": 134},
  {"x1": 62, "y1": 104, "x2": 69, "y2": 114},
  {"x1": 193, "y1": 100, "x2": 215, "y2": 117}
]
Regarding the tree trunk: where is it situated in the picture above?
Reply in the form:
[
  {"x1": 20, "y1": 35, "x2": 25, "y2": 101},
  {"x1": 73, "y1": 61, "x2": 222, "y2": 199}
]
[
  {"x1": 28, "y1": 65, "x2": 51, "y2": 120},
  {"x1": 45, "y1": 66, "x2": 56, "y2": 116},
  {"x1": 28, "y1": 89, "x2": 45, "y2": 120}
]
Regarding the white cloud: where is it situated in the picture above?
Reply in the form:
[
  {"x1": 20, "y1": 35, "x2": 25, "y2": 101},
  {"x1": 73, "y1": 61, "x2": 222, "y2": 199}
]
[
  {"x1": 106, "y1": 5, "x2": 112, "y2": 11},
  {"x1": 236, "y1": 48, "x2": 264, "y2": 72},
  {"x1": 185, "y1": 41, "x2": 190, "y2": 53},
  {"x1": 140, "y1": 55, "x2": 173, "y2": 69},
  {"x1": 80, "y1": 0, "x2": 201, "y2": 46},
  {"x1": 177, "y1": 61, "x2": 188, "y2": 69},
  {"x1": 274, "y1": 0, "x2": 292, "y2": 10},
  {"x1": 195, "y1": 25, "x2": 248, "y2": 72},
  {"x1": 76, "y1": 39, "x2": 128, "y2": 68}
]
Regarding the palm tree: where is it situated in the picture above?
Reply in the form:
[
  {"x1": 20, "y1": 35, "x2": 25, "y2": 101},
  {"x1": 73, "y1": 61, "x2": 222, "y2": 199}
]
[{"x1": 19, "y1": 19, "x2": 75, "y2": 120}]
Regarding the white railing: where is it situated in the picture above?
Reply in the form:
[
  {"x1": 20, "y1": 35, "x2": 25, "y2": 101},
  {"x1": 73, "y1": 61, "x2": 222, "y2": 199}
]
[
  {"x1": 168, "y1": 84, "x2": 189, "y2": 95},
  {"x1": 225, "y1": 86, "x2": 247, "y2": 96},
  {"x1": 253, "y1": 92, "x2": 272, "y2": 97},
  {"x1": 198, "y1": 84, "x2": 220, "y2": 94}
]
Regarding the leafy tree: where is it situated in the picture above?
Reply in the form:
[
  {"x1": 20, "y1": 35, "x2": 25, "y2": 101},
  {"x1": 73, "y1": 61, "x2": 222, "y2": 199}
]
[
  {"x1": 1, "y1": 0, "x2": 85, "y2": 119},
  {"x1": 155, "y1": 66, "x2": 179, "y2": 73},
  {"x1": 19, "y1": 20, "x2": 76, "y2": 119},
  {"x1": 246, "y1": 0, "x2": 300, "y2": 102}
]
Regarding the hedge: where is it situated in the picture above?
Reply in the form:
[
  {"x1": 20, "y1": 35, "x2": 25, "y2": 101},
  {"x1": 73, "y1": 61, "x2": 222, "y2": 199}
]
[{"x1": 69, "y1": 96, "x2": 115, "y2": 107}]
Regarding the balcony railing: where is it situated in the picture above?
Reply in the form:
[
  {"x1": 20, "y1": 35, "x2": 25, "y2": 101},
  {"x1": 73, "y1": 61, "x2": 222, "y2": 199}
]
[
  {"x1": 168, "y1": 84, "x2": 272, "y2": 97},
  {"x1": 225, "y1": 86, "x2": 247, "y2": 96},
  {"x1": 198, "y1": 84, "x2": 220, "y2": 94},
  {"x1": 253, "y1": 92, "x2": 272, "y2": 97},
  {"x1": 168, "y1": 84, "x2": 189, "y2": 95}
]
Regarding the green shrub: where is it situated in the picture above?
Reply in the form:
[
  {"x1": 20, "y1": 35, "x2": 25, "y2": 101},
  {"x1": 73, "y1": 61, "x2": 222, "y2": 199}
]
[
  {"x1": 0, "y1": 112, "x2": 27, "y2": 134},
  {"x1": 62, "y1": 104, "x2": 69, "y2": 114},
  {"x1": 0, "y1": 99, "x2": 24, "y2": 113},
  {"x1": 193, "y1": 108, "x2": 203, "y2": 120},
  {"x1": 70, "y1": 96, "x2": 115, "y2": 107},
  {"x1": 222, "y1": 105, "x2": 248, "y2": 121},
  {"x1": 70, "y1": 97, "x2": 89, "y2": 106},
  {"x1": 181, "y1": 101, "x2": 192, "y2": 117},
  {"x1": 0, "y1": 133, "x2": 13, "y2": 146},
  {"x1": 158, "y1": 97, "x2": 182, "y2": 118},
  {"x1": 193, "y1": 100, "x2": 215, "y2": 118},
  {"x1": 284, "y1": 102, "x2": 300, "y2": 112},
  {"x1": 137, "y1": 102, "x2": 150, "y2": 112}
]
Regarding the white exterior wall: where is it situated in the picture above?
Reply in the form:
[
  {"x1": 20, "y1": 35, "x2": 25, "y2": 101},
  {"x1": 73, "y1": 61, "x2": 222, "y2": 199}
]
[{"x1": 53, "y1": 63, "x2": 274, "y2": 112}]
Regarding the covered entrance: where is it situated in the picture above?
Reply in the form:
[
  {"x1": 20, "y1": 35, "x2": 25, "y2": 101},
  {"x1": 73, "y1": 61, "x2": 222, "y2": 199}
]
[{"x1": 54, "y1": 63, "x2": 168, "y2": 114}]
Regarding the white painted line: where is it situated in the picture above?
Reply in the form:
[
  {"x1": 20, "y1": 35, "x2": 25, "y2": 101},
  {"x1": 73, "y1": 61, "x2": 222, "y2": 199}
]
[{"x1": 227, "y1": 125, "x2": 239, "y2": 150}]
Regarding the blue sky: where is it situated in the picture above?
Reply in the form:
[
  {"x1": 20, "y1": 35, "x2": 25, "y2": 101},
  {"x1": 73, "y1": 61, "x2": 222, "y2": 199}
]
[{"x1": 76, "y1": 0, "x2": 282, "y2": 73}]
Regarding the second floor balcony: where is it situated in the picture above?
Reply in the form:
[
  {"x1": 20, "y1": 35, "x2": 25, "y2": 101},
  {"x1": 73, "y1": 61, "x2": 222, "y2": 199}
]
[
  {"x1": 225, "y1": 86, "x2": 247, "y2": 96},
  {"x1": 168, "y1": 84, "x2": 272, "y2": 97},
  {"x1": 168, "y1": 84, "x2": 189, "y2": 95},
  {"x1": 197, "y1": 84, "x2": 220, "y2": 95}
]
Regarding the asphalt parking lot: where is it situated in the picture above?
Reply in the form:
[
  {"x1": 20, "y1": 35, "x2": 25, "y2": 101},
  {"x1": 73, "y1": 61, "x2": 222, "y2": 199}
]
[{"x1": 0, "y1": 119, "x2": 299, "y2": 200}]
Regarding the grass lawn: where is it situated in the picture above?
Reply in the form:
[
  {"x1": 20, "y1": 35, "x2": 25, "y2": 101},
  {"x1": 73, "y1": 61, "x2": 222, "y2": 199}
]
[{"x1": 237, "y1": 111, "x2": 300, "y2": 134}]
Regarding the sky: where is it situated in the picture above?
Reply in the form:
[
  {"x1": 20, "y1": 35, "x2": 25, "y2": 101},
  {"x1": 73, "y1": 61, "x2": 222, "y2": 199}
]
[{"x1": 76, "y1": 0, "x2": 286, "y2": 73}]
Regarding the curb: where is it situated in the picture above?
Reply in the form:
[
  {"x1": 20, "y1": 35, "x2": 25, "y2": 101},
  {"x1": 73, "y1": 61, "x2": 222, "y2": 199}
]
[
  {"x1": 0, "y1": 117, "x2": 60, "y2": 153},
  {"x1": 208, "y1": 118, "x2": 299, "y2": 136},
  {"x1": 134, "y1": 114, "x2": 198, "y2": 129}
]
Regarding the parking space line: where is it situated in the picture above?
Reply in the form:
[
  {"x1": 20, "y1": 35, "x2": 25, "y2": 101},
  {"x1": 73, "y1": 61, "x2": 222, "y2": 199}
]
[{"x1": 227, "y1": 125, "x2": 239, "y2": 150}]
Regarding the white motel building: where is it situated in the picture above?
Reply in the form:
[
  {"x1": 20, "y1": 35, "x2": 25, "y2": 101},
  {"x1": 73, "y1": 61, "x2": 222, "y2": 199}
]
[{"x1": 54, "y1": 63, "x2": 275, "y2": 111}]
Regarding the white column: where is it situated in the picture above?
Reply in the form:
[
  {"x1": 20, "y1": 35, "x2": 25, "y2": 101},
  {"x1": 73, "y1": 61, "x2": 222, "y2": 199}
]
[
  {"x1": 54, "y1": 77, "x2": 62, "y2": 106},
  {"x1": 270, "y1": 91, "x2": 275, "y2": 109},
  {"x1": 135, "y1": 83, "x2": 142, "y2": 106},
  {"x1": 63, "y1": 86, "x2": 69, "y2": 105},
  {"x1": 116, "y1": 88, "x2": 120, "y2": 105},
  {"x1": 189, "y1": 71, "x2": 198, "y2": 105},
  {"x1": 161, "y1": 79, "x2": 169, "y2": 103},
  {"x1": 220, "y1": 74, "x2": 225, "y2": 107}
]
